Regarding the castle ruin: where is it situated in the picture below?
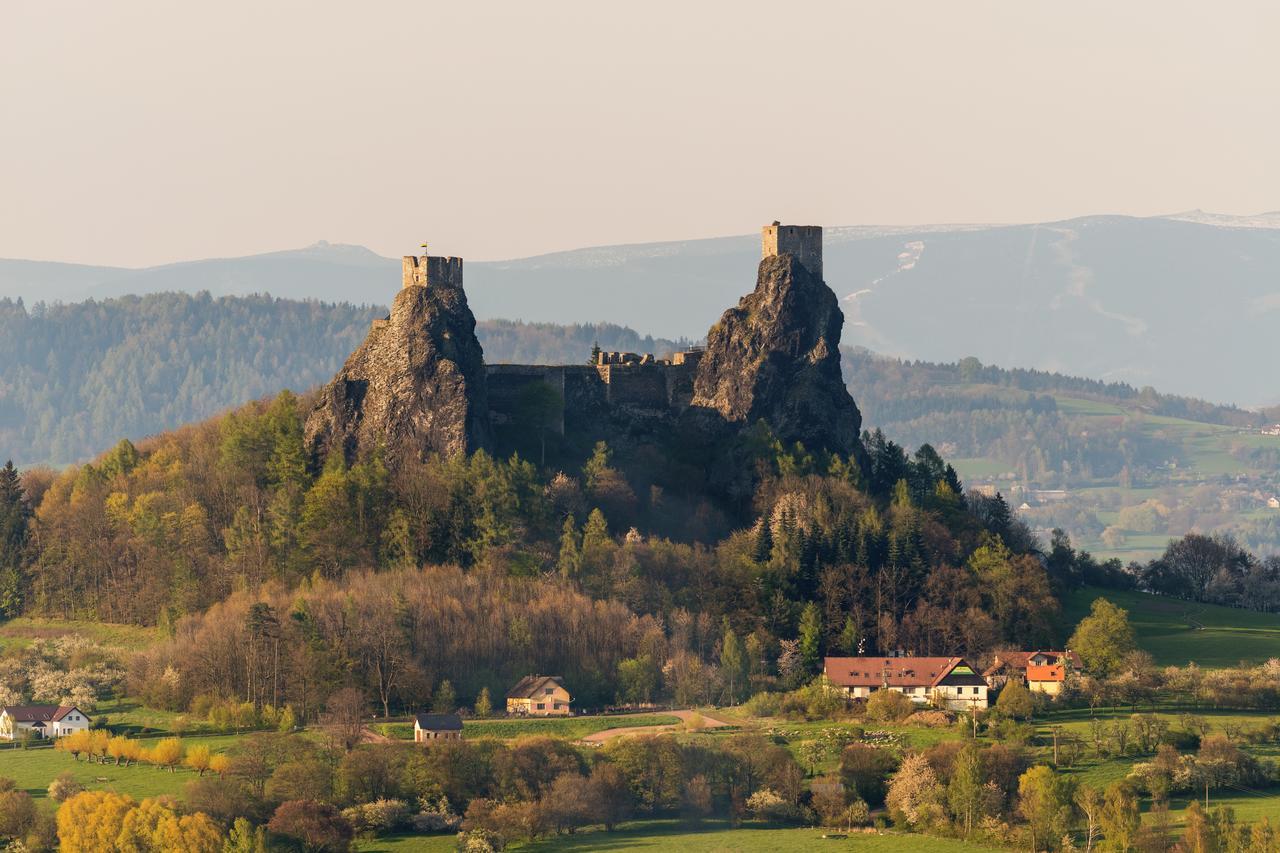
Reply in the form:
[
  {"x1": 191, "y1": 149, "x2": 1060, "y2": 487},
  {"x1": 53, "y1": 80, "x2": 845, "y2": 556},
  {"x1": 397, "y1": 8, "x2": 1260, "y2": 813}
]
[{"x1": 308, "y1": 221, "x2": 853, "y2": 466}]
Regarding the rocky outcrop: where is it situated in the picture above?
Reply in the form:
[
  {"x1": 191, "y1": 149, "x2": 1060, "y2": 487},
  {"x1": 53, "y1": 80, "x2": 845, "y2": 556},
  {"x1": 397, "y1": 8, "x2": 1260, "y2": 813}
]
[
  {"x1": 304, "y1": 279, "x2": 490, "y2": 465},
  {"x1": 691, "y1": 253, "x2": 862, "y2": 458}
]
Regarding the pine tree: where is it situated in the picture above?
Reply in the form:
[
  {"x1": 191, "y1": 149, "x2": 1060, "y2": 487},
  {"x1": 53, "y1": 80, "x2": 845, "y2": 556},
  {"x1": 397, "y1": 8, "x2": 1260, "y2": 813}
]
[
  {"x1": 557, "y1": 515, "x2": 581, "y2": 579},
  {"x1": 0, "y1": 461, "x2": 30, "y2": 618},
  {"x1": 837, "y1": 616, "x2": 861, "y2": 656},
  {"x1": 433, "y1": 680, "x2": 457, "y2": 714},
  {"x1": 751, "y1": 519, "x2": 773, "y2": 564}
]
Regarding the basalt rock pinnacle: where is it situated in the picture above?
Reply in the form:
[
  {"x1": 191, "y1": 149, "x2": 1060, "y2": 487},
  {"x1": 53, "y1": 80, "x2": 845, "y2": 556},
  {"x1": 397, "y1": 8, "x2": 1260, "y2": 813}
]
[
  {"x1": 304, "y1": 261, "x2": 491, "y2": 465},
  {"x1": 691, "y1": 252, "x2": 862, "y2": 458}
]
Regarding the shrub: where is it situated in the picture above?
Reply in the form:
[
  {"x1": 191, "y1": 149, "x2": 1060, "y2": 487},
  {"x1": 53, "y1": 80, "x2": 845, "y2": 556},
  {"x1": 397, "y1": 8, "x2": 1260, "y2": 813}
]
[
  {"x1": 341, "y1": 798, "x2": 412, "y2": 835},
  {"x1": 414, "y1": 794, "x2": 463, "y2": 833},
  {"x1": 743, "y1": 691, "x2": 783, "y2": 717},
  {"x1": 745, "y1": 788, "x2": 803, "y2": 823},
  {"x1": 268, "y1": 800, "x2": 354, "y2": 852},
  {"x1": 456, "y1": 828, "x2": 505, "y2": 852},
  {"x1": 48, "y1": 771, "x2": 85, "y2": 803},
  {"x1": 866, "y1": 689, "x2": 914, "y2": 722}
]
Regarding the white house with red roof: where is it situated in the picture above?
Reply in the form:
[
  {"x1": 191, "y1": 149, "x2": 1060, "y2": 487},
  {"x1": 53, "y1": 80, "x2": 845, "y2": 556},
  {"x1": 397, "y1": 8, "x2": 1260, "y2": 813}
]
[
  {"x1": 0, "y1": 705, "x2": 92, "y2": 740},
  {"x1": 822, "y1": 656, "x2": 988, "y2": 710}
]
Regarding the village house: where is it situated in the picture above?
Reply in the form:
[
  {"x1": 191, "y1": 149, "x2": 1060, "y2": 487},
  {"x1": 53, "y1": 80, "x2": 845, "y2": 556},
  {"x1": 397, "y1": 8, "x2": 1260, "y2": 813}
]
[
  {"x1": 413, "y1": 713, "x2": 463, "y2": 743},
  {"x1": 506, "y1": 675, "x2": 572, "y2": 716},
  {"x1": 983, "y1": 650, "x2": 1082, "y2": 696},
  {"x1": 0, "y1": 705, "x2": 92, "y2": 740},
  {"x1": 822, "y1": 656, "x2": 988, "y2": 710}
]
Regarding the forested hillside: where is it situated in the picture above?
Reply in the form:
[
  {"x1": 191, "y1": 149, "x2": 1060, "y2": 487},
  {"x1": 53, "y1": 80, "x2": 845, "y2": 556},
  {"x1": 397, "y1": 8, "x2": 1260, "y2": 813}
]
[
  {"x1": 0, "y1": 296, "x2": 683, "y2": 466},
  {"x1": 845, "y1": 349, "x2": 1280, "y2": 558}
]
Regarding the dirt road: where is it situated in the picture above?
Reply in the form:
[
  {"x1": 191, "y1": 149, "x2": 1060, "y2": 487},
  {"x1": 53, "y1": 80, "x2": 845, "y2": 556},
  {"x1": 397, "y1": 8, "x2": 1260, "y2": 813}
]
[{"x1": 580, "y1": 709, "x2": 732, "y2": 743}]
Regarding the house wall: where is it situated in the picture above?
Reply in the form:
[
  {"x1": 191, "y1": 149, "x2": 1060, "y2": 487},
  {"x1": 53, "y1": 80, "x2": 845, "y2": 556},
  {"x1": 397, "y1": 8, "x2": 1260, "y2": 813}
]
[
  {"x1": 507, "y1": 686, "x2": 571, "y2": 716},
  {"x1": 414, "y1": 726, "x2": 462, "y2": 743}
]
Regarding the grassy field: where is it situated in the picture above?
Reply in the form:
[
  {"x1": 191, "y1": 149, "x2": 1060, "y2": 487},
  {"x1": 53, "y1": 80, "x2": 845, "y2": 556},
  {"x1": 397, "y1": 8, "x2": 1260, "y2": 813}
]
[
  {"x1": 0, "y1": 617, "x2": 160, "y2": 652},
  {"x1": 0, "y1": 734, "x2": 243, "y2": 801},
  {"x1": 357, "y1": 822, "x2": 1000, "y2": 852},
  {"x1": 376, "y1": 714, "x2": 682, "y2": 742},
  {"x1": 1062, "y1": 586, "x2": 1280, "y2": 667}
]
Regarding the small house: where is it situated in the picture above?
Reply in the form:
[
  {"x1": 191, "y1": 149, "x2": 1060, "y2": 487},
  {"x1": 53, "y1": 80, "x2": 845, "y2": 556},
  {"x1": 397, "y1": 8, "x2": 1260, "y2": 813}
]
[
  {"x1": 822, "y1": 656, "x2": 988, "y2": 710},
  {"x1": 983, "y1": 650, "x2": 1082, "y2": 695},
  {"x1": 506, "y1": 675, "x2": 572, "y2": 716},
  {"x1": 0, "y1": 705, "x2": 92, "y2": 740},
  {"x1": 413, "y1": 713, "x2": 463, "y2": 743},
  {"x1": 1268, "y1": 497, "x2": 1279, "y2": 509}
]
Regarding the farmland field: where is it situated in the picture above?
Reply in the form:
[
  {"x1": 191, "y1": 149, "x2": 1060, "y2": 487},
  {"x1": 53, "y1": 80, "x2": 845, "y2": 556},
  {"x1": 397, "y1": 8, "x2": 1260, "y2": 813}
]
[
  {"x1": 357, "y1": 822, "x2": 1002, "y2": 852},
  {"x1": 1062, "y1": 586, "x2": 1280, "y2": 667},
  {"x1": 375, "y1": 714, "x2": 682, "y2": 742}
]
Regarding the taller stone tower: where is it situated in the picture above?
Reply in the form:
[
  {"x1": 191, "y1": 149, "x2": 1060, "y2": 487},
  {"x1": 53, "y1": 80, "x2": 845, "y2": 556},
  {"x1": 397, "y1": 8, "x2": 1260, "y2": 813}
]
[
  {"x1": 402, "y1": 254, "x2": 464, "y2": 289},
  {"x1": 761, "y1": 222, "x2": 823, "y2": 280}
]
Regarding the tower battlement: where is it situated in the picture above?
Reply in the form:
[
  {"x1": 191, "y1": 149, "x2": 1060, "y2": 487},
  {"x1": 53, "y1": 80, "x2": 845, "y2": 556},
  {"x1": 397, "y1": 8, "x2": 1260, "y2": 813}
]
[
  {"x1": 761, "y1": 222, "x2": 823, "y2": 280},
  {"x1": 402, "y1": 255, "x2": 464, "y2": 289}
]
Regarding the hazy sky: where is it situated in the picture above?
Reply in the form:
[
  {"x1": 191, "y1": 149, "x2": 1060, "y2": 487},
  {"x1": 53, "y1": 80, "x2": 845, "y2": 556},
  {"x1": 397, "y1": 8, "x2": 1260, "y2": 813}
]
[{"x1": 4, "y1": 1, "x2": 1279, "y2": 267}]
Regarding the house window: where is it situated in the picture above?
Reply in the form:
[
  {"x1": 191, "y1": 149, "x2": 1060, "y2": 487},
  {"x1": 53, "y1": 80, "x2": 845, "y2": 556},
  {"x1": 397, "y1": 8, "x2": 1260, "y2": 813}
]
[
  {"x1": 545, "y1": 688, "x2": 553, "y2": 695},
  {"x1": 536, "y1": 703, "x2": 545, "y2": 710}
]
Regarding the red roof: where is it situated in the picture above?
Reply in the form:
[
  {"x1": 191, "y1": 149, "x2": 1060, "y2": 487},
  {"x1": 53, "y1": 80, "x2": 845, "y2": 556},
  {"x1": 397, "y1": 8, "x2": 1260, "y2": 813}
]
[
  {"x1": 1027, "y1": 665, "x2": 1065, "y2": 683},
  {"x1": 823, "y1": 657, "x2": 971, "y2": 690},
  {"x1": 983, "y1": 650, "x2": 1081, "y2": 677},
  {"x1": 1, "y1": 705, "x2": 82, "y2": 723}
]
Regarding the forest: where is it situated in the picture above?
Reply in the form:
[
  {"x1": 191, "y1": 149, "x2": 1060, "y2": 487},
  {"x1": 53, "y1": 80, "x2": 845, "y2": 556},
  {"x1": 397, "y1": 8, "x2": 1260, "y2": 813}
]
[{"x1": 0, "y1": 294, "x2": 683, "y2": 466}]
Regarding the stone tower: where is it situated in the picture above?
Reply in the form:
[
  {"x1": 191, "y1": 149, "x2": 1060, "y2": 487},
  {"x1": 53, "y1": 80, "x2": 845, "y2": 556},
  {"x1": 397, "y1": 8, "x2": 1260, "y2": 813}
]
[
  {"x1": 402, "y1": 254, "x2": 464, "y2": 289},
  {"x1": 761, "y1": 222, "x2": 823, "y2": 280}
]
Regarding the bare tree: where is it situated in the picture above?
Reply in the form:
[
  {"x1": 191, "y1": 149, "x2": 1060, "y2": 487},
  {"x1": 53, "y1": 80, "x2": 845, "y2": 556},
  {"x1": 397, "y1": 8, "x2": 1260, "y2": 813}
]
[{"x1": 321, "y1": 687, "x2": 367, "y2": 751}]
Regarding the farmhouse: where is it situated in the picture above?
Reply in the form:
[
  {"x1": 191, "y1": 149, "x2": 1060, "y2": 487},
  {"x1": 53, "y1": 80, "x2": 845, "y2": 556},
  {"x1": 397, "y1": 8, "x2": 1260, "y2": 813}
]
[
  {"x1": 0, "y1": 705, "x2": 92, "y2": 740},
  {"x1": 413, "y1": 713, "x2": 463, "y2": 743},
  {"x1": 983, "y1": 650, "x2": 1082, "y2": 695},
  {"x1": 822, "y1": 656, "x2": 988, "y2": 710},
  {"x1": 506, "y1": 675, "x2": 572, "y2": 716}
]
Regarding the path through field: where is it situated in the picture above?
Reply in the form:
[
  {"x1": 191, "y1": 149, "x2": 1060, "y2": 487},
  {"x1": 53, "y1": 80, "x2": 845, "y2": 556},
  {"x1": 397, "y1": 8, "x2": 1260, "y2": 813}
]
[{"x1": 580, "y1": 710, "x2": 731, "y2": 743}]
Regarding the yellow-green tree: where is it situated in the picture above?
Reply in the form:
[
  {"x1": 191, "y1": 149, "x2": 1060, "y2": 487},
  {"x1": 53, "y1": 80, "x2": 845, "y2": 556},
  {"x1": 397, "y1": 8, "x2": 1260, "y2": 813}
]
[
  {"x1": 148, "y1": 737, "x2": 183, "y2": 772},
  {"x1": 185, "y1": 744, "x2": 212, "y2": 776},
  {"x1": 56, "y1": 790, "x2": 135, "y2": 853},
  {"x1": 117, "y1": 797, "x2": 224, "y2": 852},
  {"x1": 208, "y1": 753, "x2": 232, "y2": 777}
]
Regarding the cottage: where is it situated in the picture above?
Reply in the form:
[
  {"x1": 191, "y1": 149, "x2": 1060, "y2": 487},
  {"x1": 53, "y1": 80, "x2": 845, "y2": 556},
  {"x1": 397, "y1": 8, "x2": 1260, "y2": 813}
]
[
  {"x1": 506, "y1": 675, "x2": 572, "y2": 716},
  {"x1": 0, "y1": 705, "x2": 92, "y2": 740},
  {"x1": 413, "y1": 713, "x2": 463, "y2": 743},
  {"x1": 983, "y1": 650, "x2": 1082, "y2": 696},
  {"x1": 822, "y1": 656, "x2": 988, "y2": 710}
]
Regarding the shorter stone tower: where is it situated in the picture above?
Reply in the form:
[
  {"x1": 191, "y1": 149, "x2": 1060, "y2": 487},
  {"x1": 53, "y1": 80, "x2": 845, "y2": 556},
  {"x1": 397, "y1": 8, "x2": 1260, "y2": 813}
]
[
  {"x1": 761, "y1": 222, "x2": 823, "y2": 280},
  {"x1": 402, "y1": 254, "x2": 464, "y2": 289}
]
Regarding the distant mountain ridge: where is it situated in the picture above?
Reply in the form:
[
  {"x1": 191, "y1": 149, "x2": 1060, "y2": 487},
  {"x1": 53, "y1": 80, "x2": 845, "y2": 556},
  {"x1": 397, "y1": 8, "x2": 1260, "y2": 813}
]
[{"x1": 5, "y1": 212, "x2": 1280, "y2": 405}]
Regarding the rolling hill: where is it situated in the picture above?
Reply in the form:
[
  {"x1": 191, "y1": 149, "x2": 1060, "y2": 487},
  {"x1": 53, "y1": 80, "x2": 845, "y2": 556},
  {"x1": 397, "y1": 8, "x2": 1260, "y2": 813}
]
[{"x1": 6, "y1": 212, "x2": 1280, "y2": 405}]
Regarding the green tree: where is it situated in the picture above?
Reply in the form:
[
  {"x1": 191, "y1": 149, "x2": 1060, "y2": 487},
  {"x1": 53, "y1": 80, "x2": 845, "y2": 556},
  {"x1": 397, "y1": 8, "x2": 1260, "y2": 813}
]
[
  {"x1": 719, "y1": 622, "x2": 747, "y2": 705},
  {"x1": 474, "y1": 687, "x2": 492, "y2": 718},
  {"x1": 0, "y1": 460, "x2": 31, "y2": 617},
  {"x1": 751, "y1": 520, "x2": 773, "y2": 564},
  {"x1": 1069, "y1": 598, "x2": 1137, "y2": 677},
  {"x1": 433, "y1": 680, "x2": 457, "y2": 714},
  {"x1": 1018, "y1": 765, "x2": 1076, "y2": 852},
  {"x1": 995, "y1": 678, "x2": 1035, "y2": 721},
  {"x1": 557, "y1": 515, "x2": 580, "y2": 579},
  {"x1": 616, "y1": 656, "x2": 659, "y2": 705},
  {"x1": 947, "y1": 744, "x2": 985, "y2": 836},
  {"x1": 837, "y1": 616, "x2": 861, "y2": 656},
  {"x1": 798, "y1": 602, "x2": 823, "y2": 674},
  {"x1": 298, "y1": 455, "x2": 360, "y2": 577}
]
